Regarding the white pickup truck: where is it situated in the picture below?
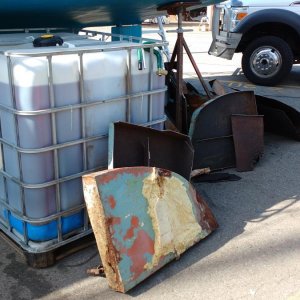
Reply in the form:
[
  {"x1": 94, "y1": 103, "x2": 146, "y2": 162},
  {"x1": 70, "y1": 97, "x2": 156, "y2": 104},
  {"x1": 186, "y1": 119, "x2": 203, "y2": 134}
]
[{"x1": 209, "y1": 0, "x2": 300, "y2": 85}]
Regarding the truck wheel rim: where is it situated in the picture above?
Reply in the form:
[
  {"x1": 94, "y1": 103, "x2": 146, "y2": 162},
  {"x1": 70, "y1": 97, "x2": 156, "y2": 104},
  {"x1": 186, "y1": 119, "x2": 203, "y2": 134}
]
[{"x1": 250, "y1": 46, "x2": 282, "y2": 78}]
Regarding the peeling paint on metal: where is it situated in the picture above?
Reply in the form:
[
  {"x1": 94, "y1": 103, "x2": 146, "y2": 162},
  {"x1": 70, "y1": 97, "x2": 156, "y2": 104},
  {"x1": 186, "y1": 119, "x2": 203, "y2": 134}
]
[
  {"x1": 123, "y1": 216, "x2": 139, "y2": 240},
  {"x1": 142, "y1": 168, "x2": 202, "y2": 270},
  {"x1": 82, "y1": 175, "x2": 124, "y2": 292}
]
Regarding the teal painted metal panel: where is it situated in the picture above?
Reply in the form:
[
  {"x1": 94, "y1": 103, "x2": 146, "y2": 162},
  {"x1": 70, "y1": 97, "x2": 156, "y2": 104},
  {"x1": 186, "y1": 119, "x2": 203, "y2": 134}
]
[
  {"x1": 111, "y1": 25, "x2": 142, "y2": 41},
  {"x1": 0, "y1": 0, "x2": 224, "y2": 30},
  {"x1": 83, "y1": 166, "x2": 218, "y2": 292}
]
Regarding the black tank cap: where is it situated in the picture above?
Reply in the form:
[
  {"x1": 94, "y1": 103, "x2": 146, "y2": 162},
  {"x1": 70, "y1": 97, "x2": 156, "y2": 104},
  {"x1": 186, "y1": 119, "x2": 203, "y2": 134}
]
[{"x1": 33, "y1": 34, "x2": 64, "y2": 47}]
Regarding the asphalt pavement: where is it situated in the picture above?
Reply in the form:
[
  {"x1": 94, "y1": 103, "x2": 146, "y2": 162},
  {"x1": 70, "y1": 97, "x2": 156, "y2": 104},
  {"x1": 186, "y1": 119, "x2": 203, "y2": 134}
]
[{"x1": 0, "y1": 24, "x2": 300, "y2": 300}]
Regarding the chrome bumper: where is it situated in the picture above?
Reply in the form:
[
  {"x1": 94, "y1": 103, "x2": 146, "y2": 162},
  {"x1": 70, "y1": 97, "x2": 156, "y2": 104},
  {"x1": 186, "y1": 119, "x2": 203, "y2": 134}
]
[
  {"x1": 209, "y1": 31, "x2": 242, "y2": 60},
  {"x1": 208, "y1": 5, "x2": 242, "y2": 60}
]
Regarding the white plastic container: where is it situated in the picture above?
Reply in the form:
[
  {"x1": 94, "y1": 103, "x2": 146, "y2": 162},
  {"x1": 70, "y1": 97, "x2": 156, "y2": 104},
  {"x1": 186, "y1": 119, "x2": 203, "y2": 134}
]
[
  {"x1": 0, "y1": 32, "x2": 166, "y2": 248},
  {"x1": 130, "y1": 52, "x2": 165, "y2": 128}
]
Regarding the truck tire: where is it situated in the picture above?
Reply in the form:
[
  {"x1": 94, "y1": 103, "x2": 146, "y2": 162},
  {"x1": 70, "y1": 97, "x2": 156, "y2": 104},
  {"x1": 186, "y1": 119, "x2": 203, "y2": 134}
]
[{"x1": 242, "y1": 36, "x2": 294, "y2": 86}]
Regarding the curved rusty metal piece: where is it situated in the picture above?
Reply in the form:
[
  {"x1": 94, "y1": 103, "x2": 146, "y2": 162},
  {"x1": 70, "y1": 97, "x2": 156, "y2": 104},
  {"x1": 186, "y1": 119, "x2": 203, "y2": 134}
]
[
  {"x1": 189, "y1": 91, "x2": 258, "y2": 170},
  {"x1": 83, "y1": 166, "x2": 218, "y2": 293}
]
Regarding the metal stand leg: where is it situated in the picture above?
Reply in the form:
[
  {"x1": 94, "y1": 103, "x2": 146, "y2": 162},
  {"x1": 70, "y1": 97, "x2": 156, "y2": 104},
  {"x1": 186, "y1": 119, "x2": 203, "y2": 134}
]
[{"x1": 166, "y1": 4, "x2": 213, "y2": 132}]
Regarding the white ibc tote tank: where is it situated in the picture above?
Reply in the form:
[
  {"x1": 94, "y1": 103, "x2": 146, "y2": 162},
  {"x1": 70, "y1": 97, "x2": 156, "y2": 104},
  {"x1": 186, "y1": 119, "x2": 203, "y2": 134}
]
[{"x1": 0, "y1": 32, "x2": 166, "y2": 248}]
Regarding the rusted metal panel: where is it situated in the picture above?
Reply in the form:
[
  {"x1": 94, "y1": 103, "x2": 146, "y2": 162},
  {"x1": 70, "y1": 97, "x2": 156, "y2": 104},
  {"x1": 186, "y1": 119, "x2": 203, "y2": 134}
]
[
  {"x1": 189, "y1": 91, "x2": 258, "y2": 170},
  {"x1": 190, "y1": 136, "x2": 236, "y2": 170},
  {"x1": 216, "y1": 83, "x2": 300, "y2": 141},
  {"x1": 108, "y1": 122, "x2": 194, "y2": 181},
  {"x1": 231, "y1": 115, "x2": 264, "y2": 172},
  {"x1": 82, "y1": 167, "x2": 218, "y2": 293}
]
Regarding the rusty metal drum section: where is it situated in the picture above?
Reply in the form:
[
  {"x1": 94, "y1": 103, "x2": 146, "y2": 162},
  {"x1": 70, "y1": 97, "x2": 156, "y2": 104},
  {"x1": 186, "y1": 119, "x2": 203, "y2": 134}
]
[
  {"x1": 108, "y1": 122, "x2": 194, "y2": 180},
  {"x1": 189, "y1": 91, "x2": 258, "y2": 170},
  {"x1": 82, "y1": 166, "x2": 218, "y2": 292}
]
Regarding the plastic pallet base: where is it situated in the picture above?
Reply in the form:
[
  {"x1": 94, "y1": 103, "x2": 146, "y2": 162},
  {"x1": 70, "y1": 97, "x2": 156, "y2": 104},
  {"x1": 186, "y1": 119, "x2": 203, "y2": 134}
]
[{"x1": 0, "y1": 230, "x2": 96, "y2": 268}]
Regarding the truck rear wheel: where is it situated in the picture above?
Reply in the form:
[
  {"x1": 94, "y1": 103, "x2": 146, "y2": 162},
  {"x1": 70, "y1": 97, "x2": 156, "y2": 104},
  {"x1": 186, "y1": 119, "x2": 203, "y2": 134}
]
[{"x1": 242, "y1": 36, "x2": 293, "y2": 86}]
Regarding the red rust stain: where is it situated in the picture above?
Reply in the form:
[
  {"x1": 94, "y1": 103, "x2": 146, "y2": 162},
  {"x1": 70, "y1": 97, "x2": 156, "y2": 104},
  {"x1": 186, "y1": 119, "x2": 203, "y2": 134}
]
[
  {"x1": 127, "y1": 230, "x2": 155, "y2": 280},
  {"x1": 106, "y1": 216, "x2": 121, "y2": 235},
  {"x1": 106, "y1": 216, "x2": 123, "y2": 264},
  {"x1": 96, "y1": 167, "x2": 150, "y2": 185},
  {"x1": 123, "y1": 216, "x2": 139, "y2": 240},
  {"x1": 195, "y1": 193, "x2": 218, "y2": 232},
  {"x1": 111, "y1": 235, "x2": 124, "y2": 254},
  {"x1": 97, "y1": 171, "x2": 120, "y2": 185},
  {"x1": 126, "y1": 167, "x2": 151, "y2": 178},
  {"x1": 158, "y1": 168, "x2": 172, "y2": 177},
  {"x1": 107, "y1": 216, "x2": 121, "y2": 226},
  {"x1": 187, "y1": 184, "x2": 218, "y2": 232},
  {"x1": 108, "y1": 196, "x2": 116, "y2": 209}
]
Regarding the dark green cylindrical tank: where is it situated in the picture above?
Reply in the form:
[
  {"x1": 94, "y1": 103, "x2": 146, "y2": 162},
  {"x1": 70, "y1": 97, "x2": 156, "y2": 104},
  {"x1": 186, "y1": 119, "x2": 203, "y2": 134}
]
[{"x1": 0, "y1": 0, "x2": 222, "y2": 29}]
